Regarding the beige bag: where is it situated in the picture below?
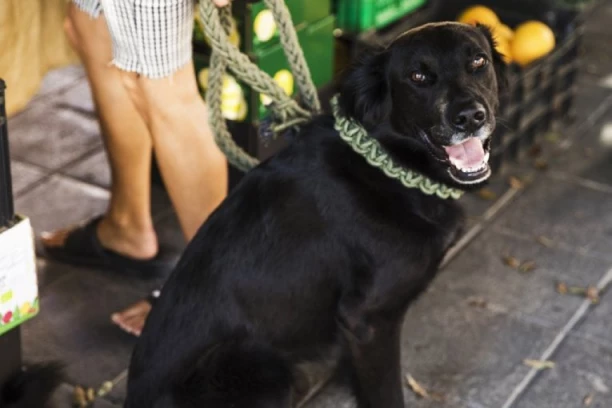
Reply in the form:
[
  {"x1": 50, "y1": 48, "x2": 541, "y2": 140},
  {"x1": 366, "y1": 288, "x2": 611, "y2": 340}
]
[{"x1": 0, "y1": 0, "x2": 79, "y2": 117}]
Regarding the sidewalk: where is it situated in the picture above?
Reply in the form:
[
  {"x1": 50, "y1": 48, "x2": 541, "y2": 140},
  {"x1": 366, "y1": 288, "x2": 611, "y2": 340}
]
[{"x1": 7, "y1": 4, "x2": 612, "y2": 406}]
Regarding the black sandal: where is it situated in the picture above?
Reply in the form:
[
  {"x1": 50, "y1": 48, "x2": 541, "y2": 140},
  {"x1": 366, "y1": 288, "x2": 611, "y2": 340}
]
[{"x1": 42, "y1": 216, "x2": 171, "y2": 278}]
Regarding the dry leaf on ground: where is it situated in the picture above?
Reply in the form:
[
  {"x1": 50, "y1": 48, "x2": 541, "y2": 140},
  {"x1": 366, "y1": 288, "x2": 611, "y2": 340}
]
[
  {"x1": 406, "y1": 375, "x2": 446, "y2": 402},
  {"x1": 467, "y1": 296, "x2": 488, "y2": 308},
  {"x1": 583, "y1": 393, "x2": 594, "y2": 406},
  {"x1": 536, "y1": 235, "x2": 555, "y2": 248},
  {"x1": 502, "y1": 255, "x2": 521, "y2": 269},
  {"x1": 523, "y1": 359, "x2": 555, "y2": 370},
  {"x1": 545, "y1": 131, "x2": 562, "y2": 143},
  {"x1": 406, "y1": 374, "x2": 429, "y2": 399},
  {"x1": 476, "y1": 188, "x2": 497, "y2": 201},
  {"x1": 556, "y1": 282, "x2": 600, "y2": 304},
  {"x1": 586, "y1": 286, "x2": 600, "y2": 304},
  {"x1": 528, "y1": 144, "x2": 543, "y2": 157},
  {"x1": 519, "y1": 261, "x2": 537, "y2": 273},
  {"x1": 534, "y1": 158, "x2": 549, "y2": 170},
  {"x1": 508, "y1": 176, "x2": 525, "y2": 189},
  {"x1": 556, "y1": 282, "x2": 569, "y2": 294}
]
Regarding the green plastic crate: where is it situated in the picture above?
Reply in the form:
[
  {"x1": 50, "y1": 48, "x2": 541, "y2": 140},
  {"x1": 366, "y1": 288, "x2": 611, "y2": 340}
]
[
  {"x1": 335, "y1": 0, "x2": 427, "y2": 32},
  {"x1": 193, "y1": 15, "x2": 335, "y2": 124},
  {"x1": 194, "y1": 0, "x2": 332, "y2": 54}
]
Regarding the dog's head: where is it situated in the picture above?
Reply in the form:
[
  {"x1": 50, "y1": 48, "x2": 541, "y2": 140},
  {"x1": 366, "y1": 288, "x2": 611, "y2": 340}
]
[{"x1": 338, "y1": 22, "x2": 507, "y2": 189}]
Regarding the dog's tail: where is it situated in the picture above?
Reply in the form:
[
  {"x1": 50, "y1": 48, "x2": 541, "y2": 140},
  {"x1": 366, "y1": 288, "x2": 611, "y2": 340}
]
[
  {"x1": 173, "y1": 339, "x2": 294, "y2": 408},
  {"x1": 1, "y1": 362, "x2": 65, "y2": 408}
]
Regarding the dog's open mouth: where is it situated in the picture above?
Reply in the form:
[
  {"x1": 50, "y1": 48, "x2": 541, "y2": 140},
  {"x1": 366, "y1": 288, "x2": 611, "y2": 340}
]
[
  {"x1": 421, "y1": 132, "x2": 492, "y2": 185},
  {"x1": 443, "y1": 137, "x2": 492, "y2": 184}
]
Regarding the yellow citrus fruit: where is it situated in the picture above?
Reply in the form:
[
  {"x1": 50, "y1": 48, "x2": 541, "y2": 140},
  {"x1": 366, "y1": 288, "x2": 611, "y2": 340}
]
[
  {"x1": 222, "y1": 75, "x2": 243, "y2": 100},
  {"x1": 221, "y1": 97, "x2": 244, "y2": 121},
  {"x1": 494, "y1": 23, "x2": 514, "y2": 42},
  {"x1": 457, "y1": 5, "x2": 500, "y2": 28},
  {"x1": 197, "y1": 68, "x2": 209, "y2": 90},
  {"x1": 495, "y1": 39, "x2": 512, "y2": 63},
  {"x1": 260, "y1": 69, "x2": 294, "y2": 105},
  {"x1": 254, "y1": 10, "x2": 277, "y2": 42},
  {"x1": 511, "y1": 21, "x2": 556, "y2": 66},
  {"x1": 260, "y1": 93, "x2": 272, "y2": 106},
  {"x1": 273, "y1": 69, "x2": 294, "y2": 96}
]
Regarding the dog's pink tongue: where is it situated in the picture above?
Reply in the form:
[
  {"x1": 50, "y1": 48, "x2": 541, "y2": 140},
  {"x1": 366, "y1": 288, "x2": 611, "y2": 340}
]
[{"x1": 444, "y1": 138, "x2": 485, "y2": 168}]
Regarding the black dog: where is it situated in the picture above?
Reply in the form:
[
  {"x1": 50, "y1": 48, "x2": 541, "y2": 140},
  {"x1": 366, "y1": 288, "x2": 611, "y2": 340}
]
[{"x1": 125, "y1": 22, "x2": 506, "y2": 408}]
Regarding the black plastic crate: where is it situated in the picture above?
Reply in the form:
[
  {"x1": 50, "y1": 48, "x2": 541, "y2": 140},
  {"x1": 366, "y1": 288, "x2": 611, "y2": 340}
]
[{"x1": 485, "y1": 6, "x2": 585, "y2": 173}]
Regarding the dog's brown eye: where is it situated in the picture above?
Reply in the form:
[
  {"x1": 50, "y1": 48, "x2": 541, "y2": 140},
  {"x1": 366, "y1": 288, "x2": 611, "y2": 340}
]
[
  {"x1": 411, "y1": 71, "x2": 427, "y2": 83},
  {"x1": 472, "y1": 55, "x2": 487, "y2": 69}
]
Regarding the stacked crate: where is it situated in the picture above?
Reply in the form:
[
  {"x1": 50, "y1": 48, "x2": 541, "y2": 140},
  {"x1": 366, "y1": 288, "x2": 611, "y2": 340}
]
[
  {"x1": 334, "y1": 0, "x2": 428, "y2": 33},
  {"x1": 192, "y1": 0, "x2": 334, "y2": 125}
]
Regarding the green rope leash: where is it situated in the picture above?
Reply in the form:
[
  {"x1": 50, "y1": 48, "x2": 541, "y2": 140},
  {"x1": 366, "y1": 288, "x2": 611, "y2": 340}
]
[
  {"x1": 200, "y1": 0, "x2": 462, "y2": 200},
  {"x1": 330, "y1": 95, "x2": 464, "y2": 200},
  {"x1": 199, "y1": 0, "x2": 320, "y2": 172}
]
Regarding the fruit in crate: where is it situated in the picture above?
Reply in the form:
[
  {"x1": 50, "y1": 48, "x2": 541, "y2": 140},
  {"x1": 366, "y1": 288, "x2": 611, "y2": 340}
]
[
  {"x1": 457, "y1": 6, "x2": 556, "y2": 67},
  {"x1": 511, "y1": 21, "x2": 556, "y2": 66},
  {"x1": 197, "y1": 68, "x2": 248, "y2": 122},
  {"x1": 457, "y1": 5, "x2": 500, "y2": 27},
  {"x1": 260, "y1": 69, "x2": 294, "y2": 106}
]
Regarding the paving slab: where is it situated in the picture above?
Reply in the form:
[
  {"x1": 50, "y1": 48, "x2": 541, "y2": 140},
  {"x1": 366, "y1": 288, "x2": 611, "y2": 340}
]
[
  {"x1": 22, "y1": 265, "x2": 142, "y2": 387},
  {"x1": 435, "y1": 229, "x2": 610, "y2": 329},
  {"x1": 14, "y1": 175, "x2": 109, "y2": 247},
  {"x1": 10, "y1": 160, "x2": 48, "y2": 197},
  {"x1": 63, "y1": 150, "x2": 111, "y2": 189},
  {"x1": 36, "y1": 65, "x2": 86, "y2": 99},
  {"x1": 7, "y1": 87, "x2": 101, "y2": 171},
  {"x1": 492, "y1": 175, "x2": 612, "y2": 262},
  {"x1": 512, "y1": 337, "x2": 612, "y2": 408}
]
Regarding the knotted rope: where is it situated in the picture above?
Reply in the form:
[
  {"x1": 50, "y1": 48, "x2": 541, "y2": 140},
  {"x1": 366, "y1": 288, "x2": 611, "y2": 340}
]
[
  {"x1": 200, "y1": 1, "x2": 463, "y2": 200},
  {"x1": 199, "y1": 0, "x2": 320, "y2": 172}
]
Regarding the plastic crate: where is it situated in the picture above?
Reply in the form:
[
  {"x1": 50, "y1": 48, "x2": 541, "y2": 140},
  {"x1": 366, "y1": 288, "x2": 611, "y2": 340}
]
[
  {"x1": 334, "y1": 0, "x2": 428, "y2": 33},
  {"x1": 481, "y1": 7, "x2": 584, "y2": 173},
  {"x1": 194, "y1": 0, "x2": 331, "y2": 54},
  {"x1": 194, "y1": 15, "x2": 336, "y2": 124}
]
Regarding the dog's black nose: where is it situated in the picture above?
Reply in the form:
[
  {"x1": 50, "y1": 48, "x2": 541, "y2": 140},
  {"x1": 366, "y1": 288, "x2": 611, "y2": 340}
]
[{"x1": 451, "y1": 103, "x2": 486, "y2": 132}]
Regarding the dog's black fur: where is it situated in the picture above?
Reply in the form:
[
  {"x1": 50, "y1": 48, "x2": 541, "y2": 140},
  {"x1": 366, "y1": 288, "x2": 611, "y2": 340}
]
[{"x1": 125, "y1": 22, "x2": 506, "y2": 408}]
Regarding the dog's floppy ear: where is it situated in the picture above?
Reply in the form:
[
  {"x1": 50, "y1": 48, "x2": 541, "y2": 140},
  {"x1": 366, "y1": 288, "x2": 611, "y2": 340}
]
[
  {"x1": 476, "y1": 24, "x2": 508, "y2": 94},
  {"x1": 338, "y1": 50, "x2": 391, "y2": 128}
]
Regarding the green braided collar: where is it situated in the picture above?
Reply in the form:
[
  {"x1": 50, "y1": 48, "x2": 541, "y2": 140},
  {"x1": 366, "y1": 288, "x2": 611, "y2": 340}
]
[{"x1": 330, "y1": 95, "x2": 464, "y2": 200}]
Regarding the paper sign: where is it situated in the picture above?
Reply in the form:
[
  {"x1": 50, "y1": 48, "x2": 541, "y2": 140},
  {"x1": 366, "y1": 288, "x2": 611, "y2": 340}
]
[{"x1": 0, "y1": 216, "x2": 39, "y2": 336}]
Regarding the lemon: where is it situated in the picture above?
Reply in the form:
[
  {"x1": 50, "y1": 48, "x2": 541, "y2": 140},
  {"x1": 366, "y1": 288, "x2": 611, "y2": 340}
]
[
  {"x1": 495, "y1": 39, "x2": 512, "y2": 64},
  {"x1": 254, "y1": 10, "x2": 277, "y2": 42},
  {"x1": 273, "y1": 69, "x2": 294, "y2": 96},
  {"x1": 222, "y1": 96, "x2": 248, "y2": 122},
  {"x1": 260, "y1": 94, "x2": 272, "y2": 106},
  {"x1": 457, "y1": 5, "x2": 500, "y2": 28},
  {"x1": 197, "y1": 68, "x2": 209, "y2": 90},
  {"x1": 222, "y1": 75, "x2": 243, "y2": 100},
  {"x1": 494, "y1": 23, "x2": 514, "y2": 42},
  {"x1": 260, "y1": 69, "x2": 294, "y2": 106},
  {"x1": 511, "y1": 21, "x2": 555, "y2": 66}
]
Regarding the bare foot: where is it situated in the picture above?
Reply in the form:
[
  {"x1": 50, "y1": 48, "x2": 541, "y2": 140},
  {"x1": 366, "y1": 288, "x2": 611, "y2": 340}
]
[{"x1": 111, "y1": 299, "x2": 153, "y2": 336}]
